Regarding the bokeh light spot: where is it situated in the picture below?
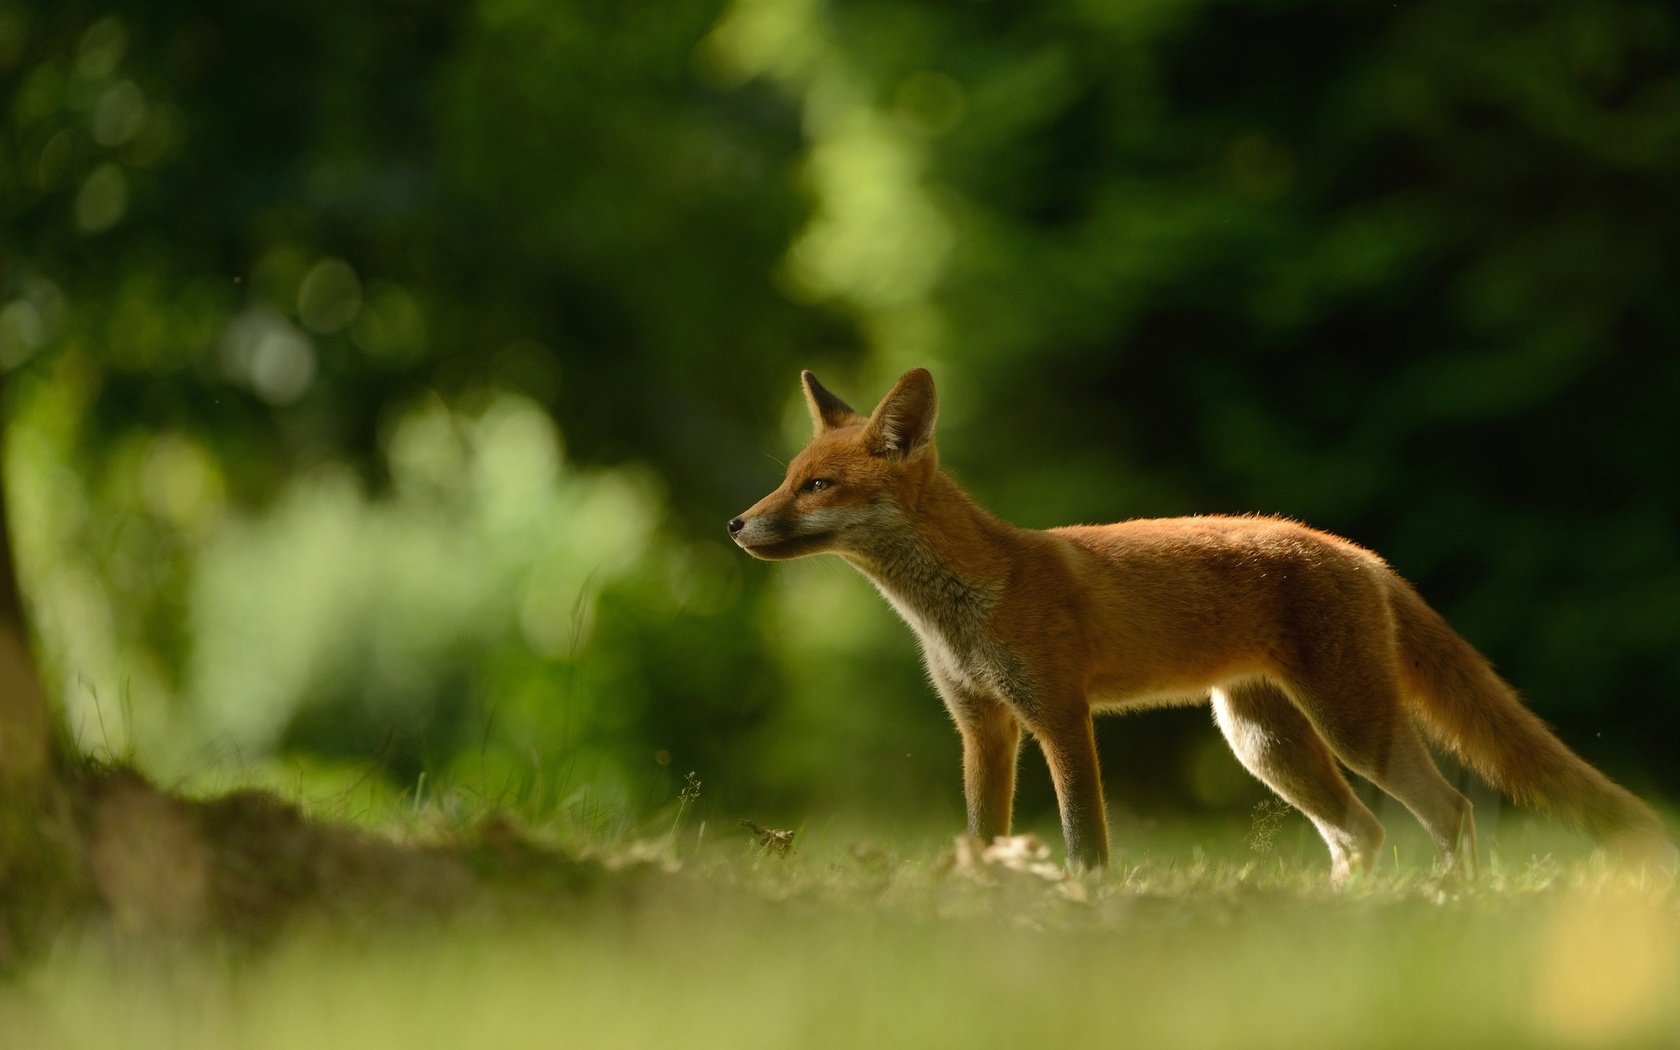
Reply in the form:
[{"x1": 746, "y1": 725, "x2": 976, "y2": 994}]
[
  {"x1": 297, "y1": 257, "x2": 363, "y2": 334},
  {"x1": 0, "y1": 300, "x2": 46, "y2": 370},
  {"x1": 350, "y1": 281, "x2": 427, "y2": 363},
  {"x1": 222, "y1": 308, "x2": 318, "y2": 405},
  {"x1": 92, "y1": 79, "x2": 146, "y2": 146},
  {"x1": 140, "y1": 435, "x2": 227, "y2": 534},
  {"x1": 74, "y1": 163, "x2": 127, "y2": 233},
  {"x1": 74, "y1": 16, "x2": 126, "y2": 80},
  {"x1": 1532, "y1": 893, "x2": 1677, "y2": 1044}
]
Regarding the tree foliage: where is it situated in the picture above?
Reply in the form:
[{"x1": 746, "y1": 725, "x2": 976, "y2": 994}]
[{"x1": 3, "y1": 0, "x2": 1677, "y2": 828}]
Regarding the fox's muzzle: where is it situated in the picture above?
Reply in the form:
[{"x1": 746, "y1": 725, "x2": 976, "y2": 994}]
[{"x1": 728, "y1": 508, "x2": 836, "y2": 560}]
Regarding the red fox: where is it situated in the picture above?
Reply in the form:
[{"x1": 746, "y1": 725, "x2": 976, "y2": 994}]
[{"x1": 729, "y1": 368, "x2": 1671, "y2": 878}]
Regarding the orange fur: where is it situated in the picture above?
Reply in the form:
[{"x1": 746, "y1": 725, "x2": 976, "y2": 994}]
[{"x1": 729, "y1": 369, "x2": 1671, "y2": 878}]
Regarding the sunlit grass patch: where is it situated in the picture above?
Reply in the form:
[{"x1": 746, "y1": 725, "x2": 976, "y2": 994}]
[
  {"x1": 14, "y1": 751, "x2": 1680, "y2": 1049},
  {"x1": 7, "y1": 817, "x2": 1674, "y2": 1050}
]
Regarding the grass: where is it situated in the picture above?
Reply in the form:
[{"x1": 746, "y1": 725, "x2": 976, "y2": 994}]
[{"x1": 2, "y1": 797, "x2": 1677, "y2": 1050}]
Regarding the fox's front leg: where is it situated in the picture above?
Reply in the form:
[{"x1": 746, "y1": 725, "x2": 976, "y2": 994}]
[
  {"x1": 938, "y1": 678, "x2": 1022, "y2": 841},
  {"x1": 1033, "y1": 709, "x2": 1110, "y2": 870}
]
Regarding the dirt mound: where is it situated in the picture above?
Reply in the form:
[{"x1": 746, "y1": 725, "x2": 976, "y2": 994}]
[{"x1": 2, "y1": 766, "x2": 633, "y2": 963}]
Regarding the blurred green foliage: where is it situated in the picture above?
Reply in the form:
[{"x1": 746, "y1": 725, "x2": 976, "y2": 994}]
[{"x1": 3, "y1": 0, "x2": 1677, "y2": 830}]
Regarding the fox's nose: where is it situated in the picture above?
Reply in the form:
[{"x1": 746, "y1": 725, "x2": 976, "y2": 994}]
[{"x1": 727, "y1": 517, "x2": 745, "y2": 536}]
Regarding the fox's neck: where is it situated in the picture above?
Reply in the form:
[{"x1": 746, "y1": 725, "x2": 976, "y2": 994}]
[{"x1": 842, "y1": 470, "x2": 1013, "y2": 641}]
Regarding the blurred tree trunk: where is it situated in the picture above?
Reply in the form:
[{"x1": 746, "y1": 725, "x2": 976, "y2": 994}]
[
  {"x1": 0, "y1": 409, "x2": 53, "y2": 792},
  {"x1": 0, "y1": 383, "x2": 77, "y2": 966}
]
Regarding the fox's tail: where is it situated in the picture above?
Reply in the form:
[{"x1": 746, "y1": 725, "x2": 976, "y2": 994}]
[{"x1": 1387, "y1": 578, "x2": 1671, "y2": 856}]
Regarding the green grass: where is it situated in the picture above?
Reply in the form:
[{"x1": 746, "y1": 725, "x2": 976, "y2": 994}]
[{"x1": 3, "y1": 811, "x2": 1677, "y2": 1050}]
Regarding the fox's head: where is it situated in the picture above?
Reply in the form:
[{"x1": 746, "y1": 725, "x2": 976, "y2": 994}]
[{"x1": 729, "y1": 368, "x2": 939, "y2": 561}]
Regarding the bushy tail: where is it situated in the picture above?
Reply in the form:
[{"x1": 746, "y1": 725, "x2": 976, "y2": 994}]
[{"x1": 1388, "y1": 579, "x2": 1670, "y2": 854}]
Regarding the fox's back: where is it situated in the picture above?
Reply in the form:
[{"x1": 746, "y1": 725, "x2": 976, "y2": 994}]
[
  {"x1": 1049, "y1": 514, "x2": 1388, "y2": 587},
  {"x1": 1036, "y1": 515, "x2": 1398, "y2": 700}
]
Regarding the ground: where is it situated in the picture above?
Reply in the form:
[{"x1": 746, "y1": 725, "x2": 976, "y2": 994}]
[{"x1": 1, "y1": 779, "x2": 1675, "y2": 1049}]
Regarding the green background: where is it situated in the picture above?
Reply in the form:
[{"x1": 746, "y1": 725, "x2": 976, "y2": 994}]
[{"x1": 3, "y1": 0, "x2": 1676, "y2": 839}]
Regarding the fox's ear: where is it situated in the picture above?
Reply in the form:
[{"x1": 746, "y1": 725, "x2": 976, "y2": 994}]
[
  {"x1": 863, "y1": 368, "x2": 937, "y2": 459},
  {"x1": 802, "y1": 371, "x2": 862, "y2": 434}
]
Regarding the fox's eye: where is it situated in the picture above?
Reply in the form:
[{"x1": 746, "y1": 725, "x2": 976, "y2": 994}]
[{"x1": 800, "y1": 478, "x2": 832, "y2": 493}]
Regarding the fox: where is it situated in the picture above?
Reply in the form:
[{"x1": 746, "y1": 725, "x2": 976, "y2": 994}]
[{"x1": 729, "y1": 368, "x2": 1672, "y2": 879}]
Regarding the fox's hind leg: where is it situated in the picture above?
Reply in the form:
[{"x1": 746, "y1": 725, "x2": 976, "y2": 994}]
[
  {"x1": 1213, "y1": 681, "x2": 1385, "y2": 883},
  {"x1": 1283, "y1": 662, "x2": 1477, "y2": 875}
]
